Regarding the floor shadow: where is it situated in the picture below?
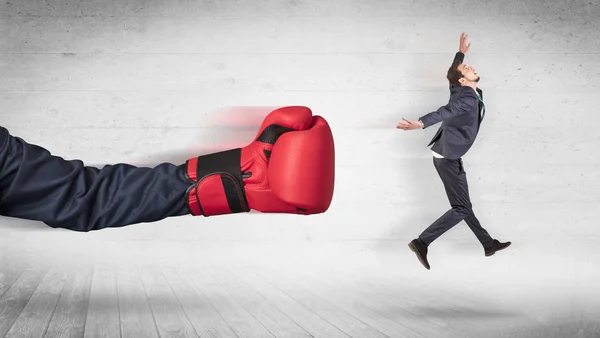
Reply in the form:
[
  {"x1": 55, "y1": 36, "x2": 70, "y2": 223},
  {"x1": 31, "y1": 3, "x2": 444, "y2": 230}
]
[
  {"x1": 406, "y1": 304, "x2": 521, "y2": 320},
  {"x1": 487, "y1": 318, "x2": 600, "y2": 338}
]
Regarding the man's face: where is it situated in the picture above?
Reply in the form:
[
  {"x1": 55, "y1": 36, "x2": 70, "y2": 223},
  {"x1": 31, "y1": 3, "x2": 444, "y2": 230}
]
[{"x1": 458, "y1": 64, "x2": 480, "y2": 83}]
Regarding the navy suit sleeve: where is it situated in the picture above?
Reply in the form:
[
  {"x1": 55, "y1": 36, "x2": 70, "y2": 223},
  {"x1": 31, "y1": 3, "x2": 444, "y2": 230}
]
[
  {"x1": 448, "y1": 52, "x2": 465, "y2": 90},
  {"x1": 417, "y1": 51, "x2": 468, "y2": 128},
  {"x1": 0, "y1": 126, "x2": 191, "y2": 232},
  {"x1": 418, "y1": 92, "x2": 476, "y2": 128}
]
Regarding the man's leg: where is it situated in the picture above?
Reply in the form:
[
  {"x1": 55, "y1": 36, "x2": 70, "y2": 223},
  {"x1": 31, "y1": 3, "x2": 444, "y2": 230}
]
[
  {"x1": 414, "y1": 157, "x2": 510, "y2": 258},
  {"x1": 418, "y1": 157, "x2": 472, "y2": 246},
  {"x1": 409, "y1": 157, "x2": 472, "y2": 269},
  {"x1": 464, "y1": 212, "x2": 494, "y2": 247},
  {"x1": 0, "y1": 126, "x2": 191, "y2": 232},
  {"x1": 440, "y1": 159, "x2": 509, "y2": 253},
  {"x1": 441, "y1": 158, "x2": 495, "y2": 247},
  {"x1": 465, "y1": 210, "x2": 511, "y2": 256}
]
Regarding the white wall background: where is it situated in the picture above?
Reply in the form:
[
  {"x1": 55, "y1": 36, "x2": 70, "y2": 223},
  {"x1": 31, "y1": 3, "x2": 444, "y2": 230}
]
[{"x1": 1, "y1": 0, "x2": 599, "y2": 250}]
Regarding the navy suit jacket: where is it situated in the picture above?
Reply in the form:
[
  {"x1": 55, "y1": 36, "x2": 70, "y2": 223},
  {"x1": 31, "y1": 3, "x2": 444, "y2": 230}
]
[{"x1": 419, "y1": 52, "x2": 484, "y2": 160}]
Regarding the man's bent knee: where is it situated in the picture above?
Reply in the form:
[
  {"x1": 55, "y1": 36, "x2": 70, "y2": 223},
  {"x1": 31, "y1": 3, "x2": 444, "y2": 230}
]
[{"x1": 452, "y1": 204, "x2": 472, "y2": 217}]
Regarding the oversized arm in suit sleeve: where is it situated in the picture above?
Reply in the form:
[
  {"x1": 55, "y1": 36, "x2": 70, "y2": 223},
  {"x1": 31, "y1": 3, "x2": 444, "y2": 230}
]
[
  {"x1": 418, "y1": 93, "x2": 476, "y2": 128},
  {"x1": 0, "y1": 126, "x2": 191, "y2": 232}
]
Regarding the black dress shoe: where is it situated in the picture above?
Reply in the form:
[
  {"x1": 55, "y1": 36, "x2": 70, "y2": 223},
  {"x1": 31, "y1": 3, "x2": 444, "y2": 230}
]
[
  {"x1": 408, "y1": 239, "x2": 430, "y2": 270},
  {"x1": 484, "y1": 239, "x2": 511, "y2": 257}
]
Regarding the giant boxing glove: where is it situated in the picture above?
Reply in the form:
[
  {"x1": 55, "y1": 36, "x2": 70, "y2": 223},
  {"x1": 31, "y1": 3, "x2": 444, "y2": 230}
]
[{"x1": 182, "y1": 106, "x2": 334, "y2": 216}]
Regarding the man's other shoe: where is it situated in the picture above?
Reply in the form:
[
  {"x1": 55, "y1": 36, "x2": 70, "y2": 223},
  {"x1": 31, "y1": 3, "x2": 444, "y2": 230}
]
[
  {"x1": 409, "y1": 239, "x2": 431, "y2": 270},
  {"x1": 485, "y1": 239, "x2": 512, "y2": 257}
]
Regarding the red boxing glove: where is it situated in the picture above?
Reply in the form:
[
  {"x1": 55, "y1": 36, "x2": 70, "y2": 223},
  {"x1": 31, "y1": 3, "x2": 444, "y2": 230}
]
[{"x1": 183, "y1": 106, "x2": 335, "y2": 216}]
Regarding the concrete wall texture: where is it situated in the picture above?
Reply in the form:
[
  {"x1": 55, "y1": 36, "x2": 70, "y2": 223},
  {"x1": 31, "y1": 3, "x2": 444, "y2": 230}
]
[{"x1": 1, "y1": 0, "x2": 599, "y2": 245}]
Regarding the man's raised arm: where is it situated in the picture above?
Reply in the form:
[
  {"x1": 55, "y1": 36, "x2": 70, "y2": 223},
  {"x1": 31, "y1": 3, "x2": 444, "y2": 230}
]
[
  {"x1": 447, "y1": 32, "x2": 470, "y2": 89},
  {"x1": 396, "y1": 32, "x2": 473, "y2": 131}
]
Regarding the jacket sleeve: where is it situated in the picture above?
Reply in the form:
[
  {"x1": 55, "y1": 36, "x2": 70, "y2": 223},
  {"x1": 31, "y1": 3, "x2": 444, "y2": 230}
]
[
  {"x1": 448, "y1": 52, "x2": 465, "y2": 90},
  {"x1": 0, "y1": 126, "x2": 191, "y2": 232},
  {"x1": 417, "y1": 51, "x2": 469, "y2": 128},
  {"x1": 418, "y1": 92, "x2": 476, "y2": 128}
]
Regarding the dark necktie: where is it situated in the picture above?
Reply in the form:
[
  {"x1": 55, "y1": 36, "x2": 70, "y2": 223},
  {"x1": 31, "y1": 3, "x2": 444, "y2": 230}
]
[{"x1": 476, "y1": 93, "x2": 485, "y2": 122}]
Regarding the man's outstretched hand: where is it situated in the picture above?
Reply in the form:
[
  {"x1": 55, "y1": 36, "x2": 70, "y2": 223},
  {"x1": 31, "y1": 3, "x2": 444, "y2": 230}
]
[
  {"x1": 396, "y1": 118, "x2": 424, "y2": 131},
  {"x1": 460, "y1": 32, "x2": 471, "y2": 54}
]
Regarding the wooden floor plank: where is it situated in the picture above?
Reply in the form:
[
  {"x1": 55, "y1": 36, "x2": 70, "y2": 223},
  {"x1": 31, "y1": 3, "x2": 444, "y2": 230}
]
[
  {"x1": 116, "y1": 262, "x2": 160, "y2": 338},
  {"x1": 287, "y1": 267, "x2": 472, "y2": 338},
  {"x1": 333, "y1": 267, "x2": 510, "y2": 331},
  {"x1": 83, "y1": 262, "x2": 121, "y2": 338},
  {"x1": 220, "y1": 266, "x2": 351, "y2": 338},
  {"x1": 0, "y1": 258, "x2": 29, "y2": 300},
  {"x1": 161, "y1": 266, "x2": 239, "y2": 338},
  {"x1": 45, "y1": 264, "x2": 94, "y2": 338},
  {"x1": 221, "y1": 266, "x2": 393, "y2": 338},
  {"x1": 5, "y1": 265, "x2": 69, "y2": 338},
  {"x1": 184, "y1": 267, "x2": 275, "y2": 338},
  {"x1": 0, "y1": 265, "x2": 48, "y2": 337},
  {"x1": 372, "y1": 268, "x2": 504, "y2": 317},
  {"x1": 205, "y1": 266, "x2": 313, "y2": 338},
  {"x1": 138, "y1": 264, "x2": 200, "y2": 338},
  {"x1": 246, "y1": 265, "x2": 426, "y2": 338},
  {"x1": 304, "y1": 266, "x2": 478, "y2": 333}
]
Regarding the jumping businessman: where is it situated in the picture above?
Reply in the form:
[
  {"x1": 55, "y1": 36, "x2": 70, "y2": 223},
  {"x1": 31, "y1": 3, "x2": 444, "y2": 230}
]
[{"x1": 397, "y1": 33, "x2": 511, "y2": 270}]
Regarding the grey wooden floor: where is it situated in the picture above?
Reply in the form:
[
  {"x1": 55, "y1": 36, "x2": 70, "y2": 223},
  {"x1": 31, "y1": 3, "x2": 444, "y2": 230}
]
[{"x1": 2, "y1": 246, "x2": 599, "y2": 338}]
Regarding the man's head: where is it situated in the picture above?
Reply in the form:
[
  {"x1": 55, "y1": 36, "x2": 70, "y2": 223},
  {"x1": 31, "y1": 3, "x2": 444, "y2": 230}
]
[{"x1": 447, "y1": 63, "x2": 480, "y2": 87}]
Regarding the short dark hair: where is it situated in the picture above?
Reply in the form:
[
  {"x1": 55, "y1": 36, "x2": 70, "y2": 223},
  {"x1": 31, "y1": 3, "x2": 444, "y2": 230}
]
[{"x1": 447, "y1": 62, "x2": 464, "y2": 87}]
